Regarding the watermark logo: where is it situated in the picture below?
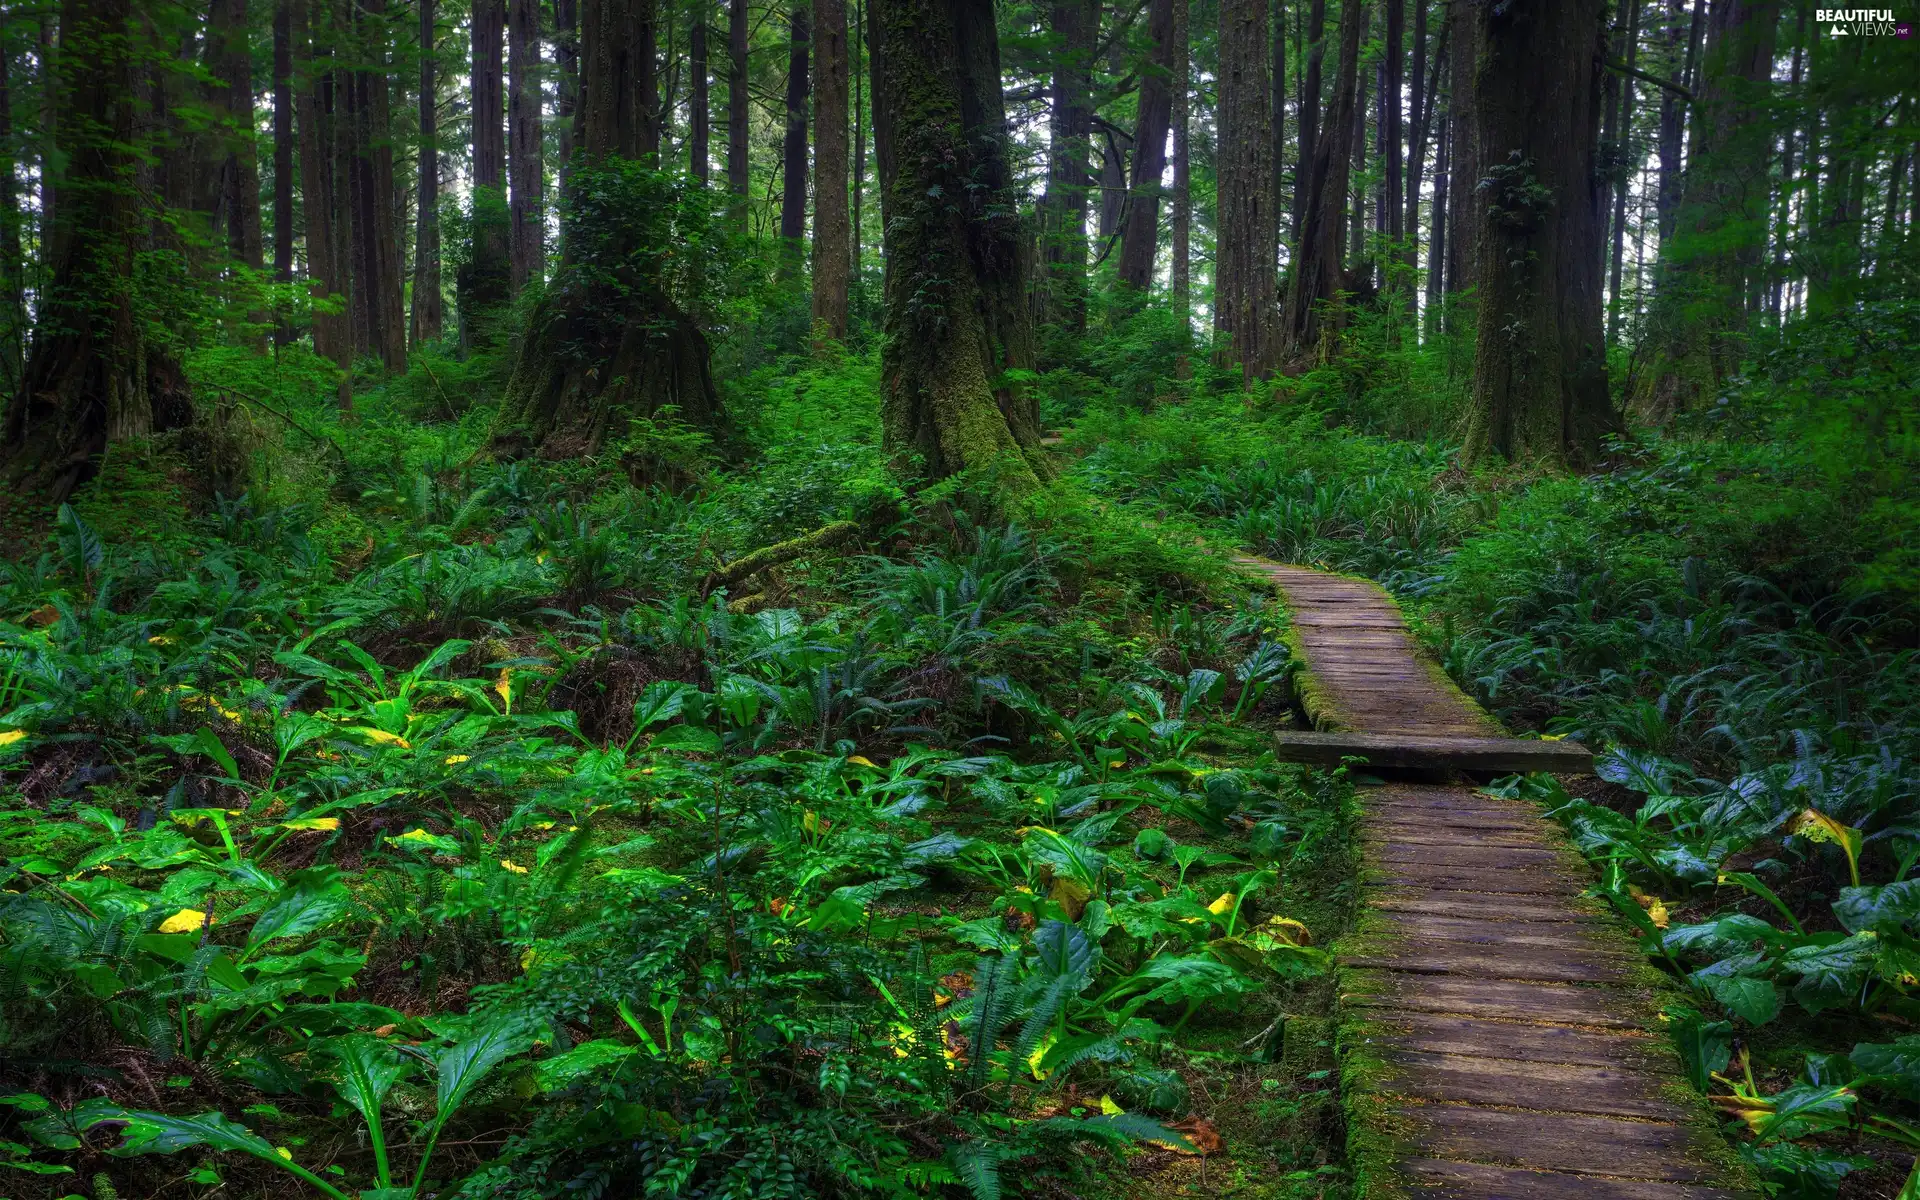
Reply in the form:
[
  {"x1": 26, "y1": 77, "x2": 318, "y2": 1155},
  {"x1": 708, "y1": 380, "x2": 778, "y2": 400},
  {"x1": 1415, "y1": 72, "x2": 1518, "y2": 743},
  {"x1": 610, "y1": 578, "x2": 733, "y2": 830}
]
[{"x1": 1817, "y1": 7, "x2": 1908, "y2": 32}]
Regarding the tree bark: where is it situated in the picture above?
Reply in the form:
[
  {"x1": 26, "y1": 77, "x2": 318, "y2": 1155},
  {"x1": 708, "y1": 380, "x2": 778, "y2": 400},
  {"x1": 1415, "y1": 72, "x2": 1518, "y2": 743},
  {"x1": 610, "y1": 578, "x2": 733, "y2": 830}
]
[
  {"x1": 1215, "y1": 0, "x2": 1277, "y2": 378},
  {"x1": 1036, "y1": 0, "x2": 1094, "y2": 331},
  {"x1": 1639, "y1": 0, "x2": 1778, "y2": 416},
  {"x1": 509, "y1": 0, "x2": 545, "y2": 293},
  {"x1": 1293, "y1": 0, "x2": 1324, "y2": 233},
  {"x1": 297, "y1": 0, "x2": 352, "y2": 401},
  {"x1": 1271, "y1": 0, "x2": 1286, "y2": 250},
  {"x1": 1383, "y1": 0, "x2": 1402, "y2": 257},
  {"x1": 1401, "y1": 0, "x2": 1430, "y2": 305},
  {"x1": 1460, "y1": 0, "x2": 1616, "y2": 466},
  {"x1": 555, "y1": 0, "x2": 579, "y2": 182},
  {"x1": 1117, "y1": 0, "x2": 1176, "y2": 291},
  {"x1": 1605, "y1": 0, "x2": 1641, "y2": 341},
  {"x1": 0, "y1": 14, "x2": 24, "y2": 392},
  {"x1": 870, "y1": 0, "x2": 1043, "y2": 487},
  {"x1": 690, "y1": 0, "x2": 710, "y2": 180},
  {"x1": 4, "y1": 0, "x2": 187, "y2": 499},
  {"x1": 1656, "y1": 0, "x2": 1706, "y2": 241},
  {"x1": 273, "y1": 0, "x2": 296, "y2": 345},
  {"x1": 412, "y1": 0, "x2": 443, "y2": 346},
  {"x1": 779, "y1": 2, "x2": 810, "y2": 275},
  {"x1": 727, "y1": 0, "x2": 748, "y2": 200},
  {"x1": 1441, "y1": 0, "x2": 1475, "y2": 295},
  {"x1": 209, "y1": 0, "x2": 266, "y2": 342},
  {"x1": 811, "y1": 0, "x2": 849, "y2": 336},
  {"x1": 463, "y1": 0, "x2": 510, "y2": 342},
  {"x1": 1169, "y1": 0, "x2": 1191, "y2": 331},
  {"x1": 1425, "y1": 83, "x2": 1447, "y2": 330},
  {"x1": 853, "y1": 0, "x2": 866, "y2": 262},
  {"x1": 489, "y1": 0, "x2": 724, "y2": 459},
  {"x1": 347, "y1": 0, "x2": 406, "y2": 371},
  {"x1": 1280, "y1": 0, "x2": 1362, "y2": 360}
]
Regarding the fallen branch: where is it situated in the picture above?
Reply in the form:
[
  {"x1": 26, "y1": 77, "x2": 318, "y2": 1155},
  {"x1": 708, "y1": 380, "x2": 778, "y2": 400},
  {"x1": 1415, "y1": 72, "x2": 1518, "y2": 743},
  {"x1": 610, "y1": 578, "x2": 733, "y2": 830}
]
[
  {"x1": 211, "y1": 383, "x2": 351, "y2": 467},
  {"x1": 706, "y1": 520, "x2": 861, "y2": 593},
  {"x1": 1607, "y1": 57, "x2": 1691, "y2": 102}
]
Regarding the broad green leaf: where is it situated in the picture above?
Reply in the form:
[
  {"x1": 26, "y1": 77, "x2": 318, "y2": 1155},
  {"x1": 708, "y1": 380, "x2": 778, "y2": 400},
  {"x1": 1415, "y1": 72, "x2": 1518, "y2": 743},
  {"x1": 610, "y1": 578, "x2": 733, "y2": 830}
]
[
  {"x1": 1852, "y1": 1036, "x2": 1920, "y2": 1101},
  {"x1": 247, "y1": 867, "x2": 350, "y2": 953},
  {"x1": 1699, "y1": 973, "x2": 1781, "y2": 1026},
  {"x1": 1836, "y1": 880, "x2": 1920, "y2": 935},
  {"x1": 1781, "y1": 934, "x2": 1877, "y2": 1015},
  {"x1": 533, "y1": 1040, "x2": 639, "y2": 1092},
  {"x1": 434, "y1": 1016, "x2": 534, "y2": 1121},
  {"x1": 320, "y1": 1035, "x2": 411, "y2": 1129},
  {"x1": 1033, "y1": 920, "x2": 1097, "y2": 980},
  {"x1": 1668, "y1": 1010, "x2": 1733, "y2": 1091}
]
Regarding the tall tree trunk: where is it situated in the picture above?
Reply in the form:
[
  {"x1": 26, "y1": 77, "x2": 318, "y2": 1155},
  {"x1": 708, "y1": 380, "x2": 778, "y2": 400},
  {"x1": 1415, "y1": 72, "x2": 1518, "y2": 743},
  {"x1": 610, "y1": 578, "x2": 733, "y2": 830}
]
[
  {"x1": 779, "y1": 2, "x2": 810, "y2": 275},
  {"x1": 1605, "y1": 0, "x2": 1641, "y2": 341},
  {"x1": 1280, "y1": 0, "x2": 1362, "y2": 359},
  {"x1": 1349, "y1": 56, "x2": 1366, "y2": 278},
  {"x1": 463, "y1": 0, "x2": 509, "y2": 342},
  {"x1": 1170, "y1": 0, "x2": 1191, "y2": 331},
  {"x1": 490, "y1": 0, "x2": 724, "y2": 458},
  {"x1": 1639, "y1": 0, "x2": 1778, "y2": 416},
  {"x1": 555, "y1": 0, "x2": 578, "y2": 182},
  {"x1": 1461, "y1": 0, "x2": 1616, "y2": 465},
  {"x1": 1766, "y1": 0, "x2": 1804, "y2": 321},
  {"x1": 1293, "y1": 0, "x2": 1324, "y2": 233},
  {"x1": 1441, "y1": 0, "x2": 1475, "y2": 295},
  {"x1": 508, "y1": 0, "x2": 545, "y2": 293},
  {"x1": 1117, "y1": 0, "x2": 1176, "y2": 291},
  {"x1": 1656, "y1": 0, "x2": 1705, "y2": 241},
  {"x1": 870, "y1": 0, "x2": 1043, "y2": 486},
  {"x1": 727, "y1": 0, "x2": 748, "y2": 200},
  {"x1": 1215, "y1": 0, "x2": 1277, "y2": 378},
  {"x1": 690, "y1": 0, "x2": 710, "y2": 180},
  {"x1": 347, "y1": 0, "x2": 406, "y2": 371},
  {"x1": 209, "y1": 0, "x2": 265, "y2": 341},
  {"x1": 1401, "y1": 0, "x2": 1430, "y2": 307},
  {"x1": 0, "y1": 15, "x2": 24, "y2": 393},
  {"x1": 1271, "y1": 0, "x2": 1286, "y2": 249},
  {"x1": 297, "y1": 0, "x2": 352, "y2": 403},
  {"x1": 1099, "y1": 130, "x2": 1130, "y2": 241},
  {"x1": 37, "y1": 14, "x2": 54, "y2": 240},
  {"x1": 412, "y1": 0, "x2": 443, "y2": 345},
  {"x1": 853, "y1": 0, "x2": 865, "y2": 264},
  {"x1": 1383, "y1": 0, "x2": 1402, "y2": 262},
  {"x1": 811, "y1": 0, "x2": 849, "y2": 336},
  {"x1": 273, "y1": 0, "x2": 295, "y2": 345},
  {"x1": 1425, "y1": 84, "x2": 1447, "y2": 332},
  {"x1": 5, "y1": 0, "x2": 186, "y2": 498},
  {"x1": 1036, "y1": 0, "x2": 1093, "y2": 331}
]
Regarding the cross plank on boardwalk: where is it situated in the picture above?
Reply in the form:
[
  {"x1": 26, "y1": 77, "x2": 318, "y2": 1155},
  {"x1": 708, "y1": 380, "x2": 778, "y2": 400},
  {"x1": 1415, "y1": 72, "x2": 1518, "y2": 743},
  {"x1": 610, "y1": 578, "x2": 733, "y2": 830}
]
[{"x1": 1230, "y1": 555, "x2": 1745, "y2": 1198}]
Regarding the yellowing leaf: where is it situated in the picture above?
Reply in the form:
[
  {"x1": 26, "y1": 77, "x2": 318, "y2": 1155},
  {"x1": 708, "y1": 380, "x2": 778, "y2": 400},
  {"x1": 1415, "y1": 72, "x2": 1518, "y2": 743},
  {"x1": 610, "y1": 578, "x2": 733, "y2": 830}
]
[
  {"x1": 1628, "y1": 887, "x2": 1671, "y2": 930},
  {"x1": 0, "y1": 729, "x2": 27, "y2": 746},
  {"x1": 158, "y1": 909, "x2": 209, "y2": 933},
  {"x1": 499, "y1": 859, "x2": 530, "y2": 875},
  {"x1": 802, "y1": 810, "x2": 821, "y2": 835},
  {"x1": 495, "y1": 668, "x2": 514, "y2": 714},
  {"x1": 279, "y1": 818, "x2": 339, "y2": 833},
  {"x1": 444, "y1": 754, "x2": 470, "y2": 765},
  {"x1": 1049, "y1": 875, "x2": 1092, "y2": 920},
  {"x1": 351, "y1": 728, "x2": 412, "y2": 749},
  {"x1": 147, "y1": 635, "x2": 176, "y2": 646},
  {"x1": 396, "y1": 828, "x2": 439, "y2": 843},
  {"x1": 845, "y1": 755, "x2": 877, "y2": 767},
  {"x1": 1788, "y1": 808, "x2": 1863, "y2": 886},
  {"x1": 1207, "y1": 893, "x2": 1235, "y2": 916},
  {"x1": 1027, "y1": 1030, "x2": 1057, "y2": 1080},
  {"x1": 1099, "y1": 1094, "x2": 1125, "y2": 1116},
  {"x1": 275, "y1": 1147, "x2": 292, "y2": 1161}
]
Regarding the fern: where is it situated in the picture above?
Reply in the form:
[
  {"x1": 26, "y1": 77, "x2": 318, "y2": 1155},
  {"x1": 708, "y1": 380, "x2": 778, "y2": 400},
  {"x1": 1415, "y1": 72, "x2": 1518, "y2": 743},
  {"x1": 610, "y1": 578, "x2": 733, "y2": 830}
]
[
  {"x1": 965, "y1": 954, "x2": 1013, "y2": 1093},
  {"x1": 949, "y1": 1145, "x2": 1003, "y2": 1200}
]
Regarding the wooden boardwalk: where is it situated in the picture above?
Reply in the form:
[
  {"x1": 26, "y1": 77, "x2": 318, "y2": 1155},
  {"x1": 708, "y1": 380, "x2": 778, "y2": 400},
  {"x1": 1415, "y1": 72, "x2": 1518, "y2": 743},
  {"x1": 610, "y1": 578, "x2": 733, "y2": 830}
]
[{"x1": 1235, "y1": 556, "x2": 1744, "y2": 1199}]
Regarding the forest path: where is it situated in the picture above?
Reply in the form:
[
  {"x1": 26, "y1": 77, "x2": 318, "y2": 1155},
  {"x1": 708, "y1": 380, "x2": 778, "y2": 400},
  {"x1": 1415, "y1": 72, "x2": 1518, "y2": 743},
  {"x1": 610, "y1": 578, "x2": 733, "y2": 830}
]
[{"x1": 1233, "y1": 555, "x2": 1747, "y2": 1198}]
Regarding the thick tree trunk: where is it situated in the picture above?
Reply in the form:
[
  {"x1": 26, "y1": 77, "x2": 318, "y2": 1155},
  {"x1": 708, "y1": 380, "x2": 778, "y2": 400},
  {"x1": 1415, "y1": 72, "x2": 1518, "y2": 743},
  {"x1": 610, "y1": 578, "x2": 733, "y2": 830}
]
[
  {"x1": 1117, "y1": 0, "x2": 1176, "y2": 291},
  {"x1": 811, "y1": 0, "x2": 850, "y2": 337},
  {"x1": 0, "y1": 19, "x2": 23, "y2": 393},
  {"x1": 1657, "y1": 0, "x2": 1706, "y2": 241},
  {"x1": 555, "y1": 0, "x2": 579, "y2": 181},
  {"x1": 1271, "y1": 0, "x2": 1286, "y2": 249},
  {"x1": 1293, "y1": 0, "x2": 1324, "y2": 234},
  {"x1": 462, "y1": 0, "x2": 509, "y2": 342},
  {"x1": 1460, "y1": 0, "x2": 1616, "y2": 466},
  {"x1": 779, "y1": 3, "x2": 810, "y2": 275},
  {"x1": 1036, "y1": 0, "x2": 1093, "y2": 332},
  {"x1": 209, "y1": 0, "x2": 264, "y2": 276},
  {"x1": 412, "y1": 0, "x2": 443, "y2": 345},
  {"x1": 1279, "y1": 0, "x2": 1362, "y2": 360},
  {"x1": 1099, "y1": 128, "x2": 1130, "y2": 242},
  {"x1": 1349, "y1": 58, "x2": 1366, "y2": 278},
  {"x1": 1441, "y1": 0, "x2": 1475, "y2": 295},
  {"x1": 4, "y1": 0, "x2": 186, "y2": 499},
  {"x1": 1639, "y1": 0, "x2": 1778, "y2": 416},
  {"x1": 871, "y1": 0, "x2": 1043, "y2": 487},
  {"x1": 1425, "y1": 85, "x2": 1447, "y2": 331},
  {"x1": 1401, "y1": 0, "x2": 1431, "y2": 306},
  {"x1": 1170, "y1": 0, "x2": 1191, "y2": 329},
  {"x1": 727, "y1": 0, "x2": 748, "y2": 200},
  {"x1": 347, "y1": 0, "x2": 406, "y2": 371},
  {"x1": 690, "y1": 1, "x2": 710, "y2": 181},
  {"x1": 297, "y1": 0, "x2": 352, "y2": 402},
  {"x1": 1215, "y1": 0, "x2": 1277, "y2": 378},
  {"x1": 1383, "y1": 0, "x2": 1402, "y2": 260},
  {"x1": 489, "y1": 0, "x2": 723, "y2": 459},
  {"x1": 853, "y1": 0, "x2": 866, "y2": 265},
  {"x1": 508, "y1": 0, "x2": 545, "y2": 293},
  {"x1": 273, "y1": 0, "x2": 295, "y2": 345},
  {"x1": 1605, "y1": 0, "x2": 1641, "y2": 340}
]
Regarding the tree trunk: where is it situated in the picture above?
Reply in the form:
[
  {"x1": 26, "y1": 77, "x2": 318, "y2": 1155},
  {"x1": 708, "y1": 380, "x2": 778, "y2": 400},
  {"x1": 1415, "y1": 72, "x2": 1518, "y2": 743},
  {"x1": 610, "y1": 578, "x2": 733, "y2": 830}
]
[
  {"x1": 1425, "y1": 84, "x2": 1447, "y2": 332},
  {"x1": 690, "y1": 0, "x2": 709, "y2": 180},
  {"x1": 411, "y1": 0, "x2": 443, "y2": 346},
  {"x1": 209, "y1": 0, "x2": 266, "y2": 342},
  {"x1": 1766, "y1": 0, "x2": 1805, "y2": 320},
  {"x1": 1605, "y1": 0, "x2": 1641, "y2": 341},
  {"x1": 779, "y1": 2, "x2": 810, "y2": 275},
  {"x1": 1170, "y1": 0, "x2": 1191, "y2": 330},
  {"x1": 1293, "y1": 0, "x2": 1324, "y2": 233},
  {"x1": 1117, "y1": 0, "x2": 1176, "y2": 291},
  {"x1": 1215, "y1": 0, "x2": 1277, "y2": 378},
  {"x1": 297, "y1": 0, "x2": 352, "y2": 402},
  {"x1": 462, "y1": 0, "x2": 509, "y2": 343},
  {"x1": 1036, "y1": 0, "x2": 1094, "y2": 331},
  {"x1": 1271, "y1": 0, "x2": 1286, "y2": 249},
  {"x1": 1441, "y1": 0, "x2": 1475, "y2": 295},
  {"x1": 0, "y1": 16, "x2": 23, "y2": 393},
  {"x1": 1280, "y1": 0, "x2": 1362, "y2": 360},
  {"x1": 273, "y1": 0, "x2": 296, "y2": 345},
  {"x1": 508, "y1": 0, "x2": 545, "y2": 293},
  {"x1": 347, "y1": 0, "x2": 406, "y2": 371},
  {"x1": 1460, "y1": 0, "x2": 1616, "y2": 466},
  {"x1": 727, "y1": 0, "x2": 748, "y2": 199},
  {"x1": 4, "y1": 0, "x2": 187, "y2": 499},
  {"x1": 1401, "y1": 0, "x2": 1430, "y2": 306},
  {"x1": 870, "y1": 0, "x2": 1043, "y2": 487},
  {"x1": 1656, "y1": 0, "x2": 1705, "y2": 242},
  {"x1": 37, "y1": 14, "x2": 54, "y2": 240},
  {"x1": 811, "y1": 0, "x2": 850, "y2": 337},
  {"x1": 1383, "y1": 0, "x2": 1402, "y2": 261},
  {"x1": 489, "y1": 0, "x2": 724, "y2": 459},
  {"x1": 1639, "y1": 0, "x2": 1778, "y2": 416},
  {"x1": 853, "y1": 0, "x2": 866, "y2": 263},
  {"x1": 555, "y1": 0, "x2": 579, "y2": 181},
  {"x1": 1349, "y1": 57, "x2": 1366, "y2": 278}
]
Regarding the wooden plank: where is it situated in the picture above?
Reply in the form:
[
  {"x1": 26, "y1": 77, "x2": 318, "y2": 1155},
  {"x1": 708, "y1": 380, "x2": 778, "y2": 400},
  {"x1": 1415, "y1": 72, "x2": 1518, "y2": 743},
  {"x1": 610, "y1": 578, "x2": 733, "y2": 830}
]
[
  {"x1": 1370, "y1": 1014, "x2": 1675, "y2": 1071},
  {"x1": 1368, "y1": 890, "x2": 1610, "y2": 924},
  {"x1": 1343, "y1": 971, "x2": 1644, "y2": 1028},
  {"x1": 1396, "y1": 1106, "x2": 1717, "y2": 1182},
  {"x1": 1344, "y1": 947, "x2": 1632, "y2": 985},
  {"x1": 1367, "y1": 842, "x2": 1567, "y2": 868},
  {"x1": 1401, "y1": 1159, "x2": 1743, "y2": 1199},
  {"x1": 1382, "y1": 1051, "x2": 1687, "y2": 1119},
  {"x1": 1275, "y1": 730, "x2": 1595, "y2": 773},
  {"x1": 1365, "y1": 862, "x2": 1581, "y2": 896},
  {"x1": 1382, "y1": 913, "x2": 1631, "y2": 952}
]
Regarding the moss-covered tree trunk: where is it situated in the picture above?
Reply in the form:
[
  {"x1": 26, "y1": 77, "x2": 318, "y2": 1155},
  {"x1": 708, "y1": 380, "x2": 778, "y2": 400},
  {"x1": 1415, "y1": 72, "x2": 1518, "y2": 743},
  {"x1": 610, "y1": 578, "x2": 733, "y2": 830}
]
[
  {"x1": 1214, "y1": 0, "x2": 1277, "y2": 379},
  {"x1": 1034, "y1": 0, "x2": 1094, "y2": 336},
  {"x1": 2, "y1": 0, "x2": 187, "y2": 500},
  {"x1": 810, "y1": 0, "x2": 851, "y2": 339},
  {"x1": 870, "y1": 0, "x2": 1043, "y2": 487},
  {"x1": 1459, "y1": 0, "x2": 1618, "y2": 467},
  {"x1": 487, "y1": 0, "x2": 723, "y2": 460},
  {"x1": 1279, "y1": 0, "x2": 1363, "y2": 362}
]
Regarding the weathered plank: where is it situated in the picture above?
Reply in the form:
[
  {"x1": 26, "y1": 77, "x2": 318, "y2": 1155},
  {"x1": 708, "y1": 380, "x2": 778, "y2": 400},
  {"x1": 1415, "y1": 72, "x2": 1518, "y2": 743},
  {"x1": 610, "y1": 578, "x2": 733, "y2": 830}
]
[
  {"x1": 1367, "y1": 1014, "x2": 1676, "y2": 1071},
  {"x1": 1397, "y1": 1107, "x2": 1719, "y2": 1182},
  {"x1": 1275, "y1": 730, "x2": 1596, "y2": 773},
  {"x1": 1402, "y1": 1159, "x2": 1742, "y2": 1199},
  {"x1": 1343, "y1": 971, "x2": 1645, "y2": 1028},
  {"x1": 1381, "y1": 1051, "x2": 1688, "y2": 1119}
]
